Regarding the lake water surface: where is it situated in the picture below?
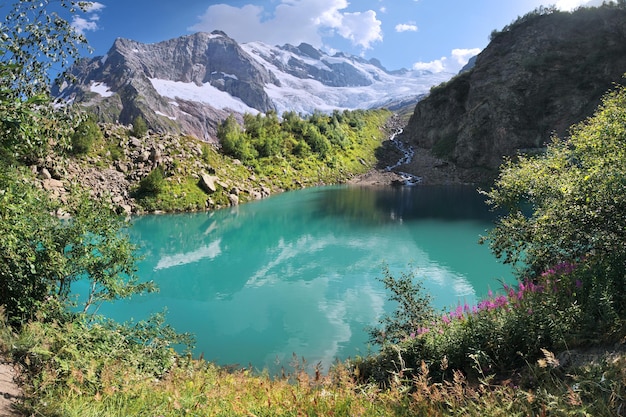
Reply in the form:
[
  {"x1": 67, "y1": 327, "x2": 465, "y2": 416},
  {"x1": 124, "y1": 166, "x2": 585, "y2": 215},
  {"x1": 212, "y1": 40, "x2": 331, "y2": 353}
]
[{"x1": 92, "y1": 185, "x2": 513, "y2": 372}]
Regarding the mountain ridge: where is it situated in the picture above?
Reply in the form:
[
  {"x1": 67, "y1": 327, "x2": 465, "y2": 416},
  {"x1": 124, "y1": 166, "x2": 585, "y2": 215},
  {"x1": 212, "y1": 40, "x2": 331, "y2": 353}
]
[
  {"x1": 55, "y1": 31, "x2": 451, "y2": 141},
  {"x1": 402, "y1": 5, "x2": 626, "y2": 183}
]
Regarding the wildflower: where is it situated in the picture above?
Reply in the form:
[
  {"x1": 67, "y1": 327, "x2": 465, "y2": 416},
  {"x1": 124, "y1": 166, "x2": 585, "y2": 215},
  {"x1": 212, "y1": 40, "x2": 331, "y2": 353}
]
[
  {"x1": 442, "y1": 314, "x2": 451, "y2": 325},
  {"x1": 494, "y1": 295, "x2": 508, "y2": 308},
  {"x1": 575, "y1": 279, "x2": 583, "y2": 289},
  {"x1": 450, "y1": 304, "x2": 464, "y2": 320}
]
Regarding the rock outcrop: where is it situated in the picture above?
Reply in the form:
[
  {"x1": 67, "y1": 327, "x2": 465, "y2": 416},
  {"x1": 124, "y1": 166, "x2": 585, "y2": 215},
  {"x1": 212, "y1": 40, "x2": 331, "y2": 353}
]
[{"x1": 403, "y1": 5, "x2": 626, "y2": 182}]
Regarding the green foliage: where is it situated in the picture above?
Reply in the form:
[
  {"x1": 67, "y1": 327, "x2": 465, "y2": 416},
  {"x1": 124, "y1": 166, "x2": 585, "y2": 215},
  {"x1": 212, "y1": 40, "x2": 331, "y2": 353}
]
[
  {"x1": 359, "y1": 267, "x2": 588, "y2": 385},
  {"x1": 0, "y1": 1, "x2": 89, "y2": 162},
  {"x1": 0, "y1": 0, "x2": 90, "y2": 97},
  {"x1": 369, "y1": 267, "x2": 435, "y2": 345},
  {"x1": 218, "y1": 114, "x2": 257, "y2": 161},
  {"x1": 62, "y1": 189, "x2": 157, "y2": 315},
  {"x1": 0, "y1": 62, "x2": 77, "y2": 163},
  {"x1": 218, "y1": 109, "x2": 378, "y2": 164},
  {"x1": 131, "y1": 115, "x2": 148, "y2": 138},
  {"x1": 482, "y1": 83, "x2": 626, "y2": 345},
  {"x1": 484, "y1": 83, "x2": 626, "y2": 279},
  {"x1": 136, "y1": 166, "x2": 165, "y2": 197},
  {"x1": 0, "y1": 168, "x2": 155, "y2": 325},
  {"x1": 70, "y1": 116, "x2": 103, "y2": 155},
  {"x1": 0, "y1": 167, "x2": 62, "y2": 324}
]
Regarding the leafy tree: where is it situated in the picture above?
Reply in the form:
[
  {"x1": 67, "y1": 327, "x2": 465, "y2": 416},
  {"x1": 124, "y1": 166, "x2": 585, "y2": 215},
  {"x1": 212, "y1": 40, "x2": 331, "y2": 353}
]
[
  {"x1": 302, "y1": 124, "x2": 331, "y2": 157},
  {"x1": 0, "y1": 1, "x2": 91, "y2": 162},
  {"x1": 485, "y1": 83, "x2": 626, "y2": 270},
  {"x1": 369, "y1": 267, "x2": 434, "y2": 345},
  {"x1": 218, "y1": 114, "x2": 257, "y2": 162},
  {"x1": 281, "y1": 111, "x2": 304, "y2": 135},
  {"x1": 0, "y1": 1, "x2": 155, "y2": 326},
  {"x1": 61, "y1": 188, "x2": 155, "y2": 315},
  {"x1": 0, "y1": 0, "x2": 90, "y2": 97},
  {"x1": 483, "y1": 82, "x2": 626, "y2": 324},
  {"x1": 0, "y1": 169, "x2": 154, "y2": 325}
]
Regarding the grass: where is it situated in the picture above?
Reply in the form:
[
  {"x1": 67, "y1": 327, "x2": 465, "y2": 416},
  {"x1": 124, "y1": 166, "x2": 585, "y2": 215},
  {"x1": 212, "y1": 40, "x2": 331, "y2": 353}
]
[
  {"x1": 7, "y1": 333, "x2": 626, "y2": 416},
  {"x1": 3, "y1": 267, "x2": 626, "y2": 417}
]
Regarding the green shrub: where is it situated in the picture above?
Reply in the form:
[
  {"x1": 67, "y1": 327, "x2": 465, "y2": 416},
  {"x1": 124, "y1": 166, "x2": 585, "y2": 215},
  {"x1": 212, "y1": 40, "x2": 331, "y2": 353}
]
[
  {"x1": 131, "y1": 116, "x2": 148, "y2": 138},
  {"x1": 70, "y1": 117, "x2": 103, "y2": 155},
  {"x1": 137, "y1": 166, "x2": 165, "y2": 197}
]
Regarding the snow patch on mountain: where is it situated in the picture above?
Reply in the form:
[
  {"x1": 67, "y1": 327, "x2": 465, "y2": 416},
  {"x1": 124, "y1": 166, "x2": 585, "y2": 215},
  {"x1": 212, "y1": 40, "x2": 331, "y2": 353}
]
[
  {"x1": 240, "y1": 41, "x2": 453, "y2": 114},
  {"x1": 90, "y1": 82, "x2": 114, "y2": 97},
  {"x1": 149, "y1": 78, "x2": 259, "y2": 114}
]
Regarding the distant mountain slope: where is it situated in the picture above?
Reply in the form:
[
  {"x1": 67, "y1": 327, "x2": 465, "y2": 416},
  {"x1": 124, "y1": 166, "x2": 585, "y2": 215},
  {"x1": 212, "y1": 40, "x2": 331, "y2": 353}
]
[
  {"x1": 54, "y1": 31, "x2": 451, "y2": 141},
  {"x1": 403, "y1": 5, "x2": 626, "y2": 182}
]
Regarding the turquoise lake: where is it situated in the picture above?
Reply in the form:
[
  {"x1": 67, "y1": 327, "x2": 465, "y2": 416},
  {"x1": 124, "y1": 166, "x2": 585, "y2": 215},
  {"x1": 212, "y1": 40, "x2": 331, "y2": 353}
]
[{"x1": 89, "y1": 185, "x2": 513, "y2": 372}]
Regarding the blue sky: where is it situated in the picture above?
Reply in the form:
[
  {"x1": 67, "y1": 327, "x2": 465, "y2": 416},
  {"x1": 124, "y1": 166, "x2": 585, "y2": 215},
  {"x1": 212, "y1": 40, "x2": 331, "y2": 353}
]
[{"x1": 73, "y1": 0, "x2": 603, "y2": 73}]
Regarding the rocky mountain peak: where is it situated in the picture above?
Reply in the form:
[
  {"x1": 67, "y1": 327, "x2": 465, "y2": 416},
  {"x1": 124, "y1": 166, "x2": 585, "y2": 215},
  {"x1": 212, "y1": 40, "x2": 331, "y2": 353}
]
[{"x1": 55, "y1": 31, "x2": 451, "y2": 142}]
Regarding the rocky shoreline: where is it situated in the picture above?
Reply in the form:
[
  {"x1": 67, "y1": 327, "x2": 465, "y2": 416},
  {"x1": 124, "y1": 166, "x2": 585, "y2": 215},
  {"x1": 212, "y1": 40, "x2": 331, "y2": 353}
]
[{"x1": 31, "y1": 116, "x2": 475, "y2": 217}]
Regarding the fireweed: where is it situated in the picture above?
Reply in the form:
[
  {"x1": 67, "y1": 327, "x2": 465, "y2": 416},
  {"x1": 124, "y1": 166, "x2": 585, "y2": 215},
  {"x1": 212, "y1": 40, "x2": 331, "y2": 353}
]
[{"x1": 360, "y1": 262, "x2": 590, "y2": 383}]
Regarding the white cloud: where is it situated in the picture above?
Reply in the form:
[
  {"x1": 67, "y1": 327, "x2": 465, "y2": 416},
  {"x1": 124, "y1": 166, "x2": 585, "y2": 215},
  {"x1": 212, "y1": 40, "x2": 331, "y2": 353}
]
[
  {"x1": 395, "y1": 23, "x2": 418, "y2": 33},
  {"x1": 72, "y1": 16, "x2": 99, "y2": 35},
  {"x1": 412, "y1": 47, "x2": 481, "y2": 73},
  {"x1": 413, "y1": 58, "x2": 446, "y2": 73},
  {"x1": 189, "y1": 0, "x2": 382, "y2": 50},
  {"x1": 83, "y1": 2, "x2": 105, "y2": 13},
  {"x1": 72, "y1": 2, "x2": 105, "y2": 35},
  {"x1": 451, "y1": 48, "x2": 481, "y2": 66}
]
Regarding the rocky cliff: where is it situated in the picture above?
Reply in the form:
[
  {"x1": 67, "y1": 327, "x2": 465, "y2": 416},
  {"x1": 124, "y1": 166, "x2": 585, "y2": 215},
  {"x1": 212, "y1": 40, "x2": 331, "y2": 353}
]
[
  {"x1": 55, "y1": 31, "x2": 450, "y2": 142},
  {"x1": 403, "y1": 5, "x2": 626, "y2": 182}
]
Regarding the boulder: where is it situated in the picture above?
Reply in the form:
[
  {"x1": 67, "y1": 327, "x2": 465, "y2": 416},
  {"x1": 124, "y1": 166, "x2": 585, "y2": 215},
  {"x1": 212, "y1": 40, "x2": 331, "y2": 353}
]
[
  {"x1": 150, "y1": 147, "x2": 163, "y2": 165},
  {"x1": 40, "y1": 167, "x2": 52, "y2": 180},
  {"x1": 199, "y1": 173, "x2": 219, "y2": 193},
  {"x1": 42, "y1": 178, "x2": 64, "y2": 190}
]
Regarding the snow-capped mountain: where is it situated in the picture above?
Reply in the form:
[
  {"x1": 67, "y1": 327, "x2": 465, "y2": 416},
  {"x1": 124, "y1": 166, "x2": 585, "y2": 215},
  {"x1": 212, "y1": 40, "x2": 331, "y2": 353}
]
[{"x1": 54, "y1": 31, "x2": 452, "y2": 141}]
